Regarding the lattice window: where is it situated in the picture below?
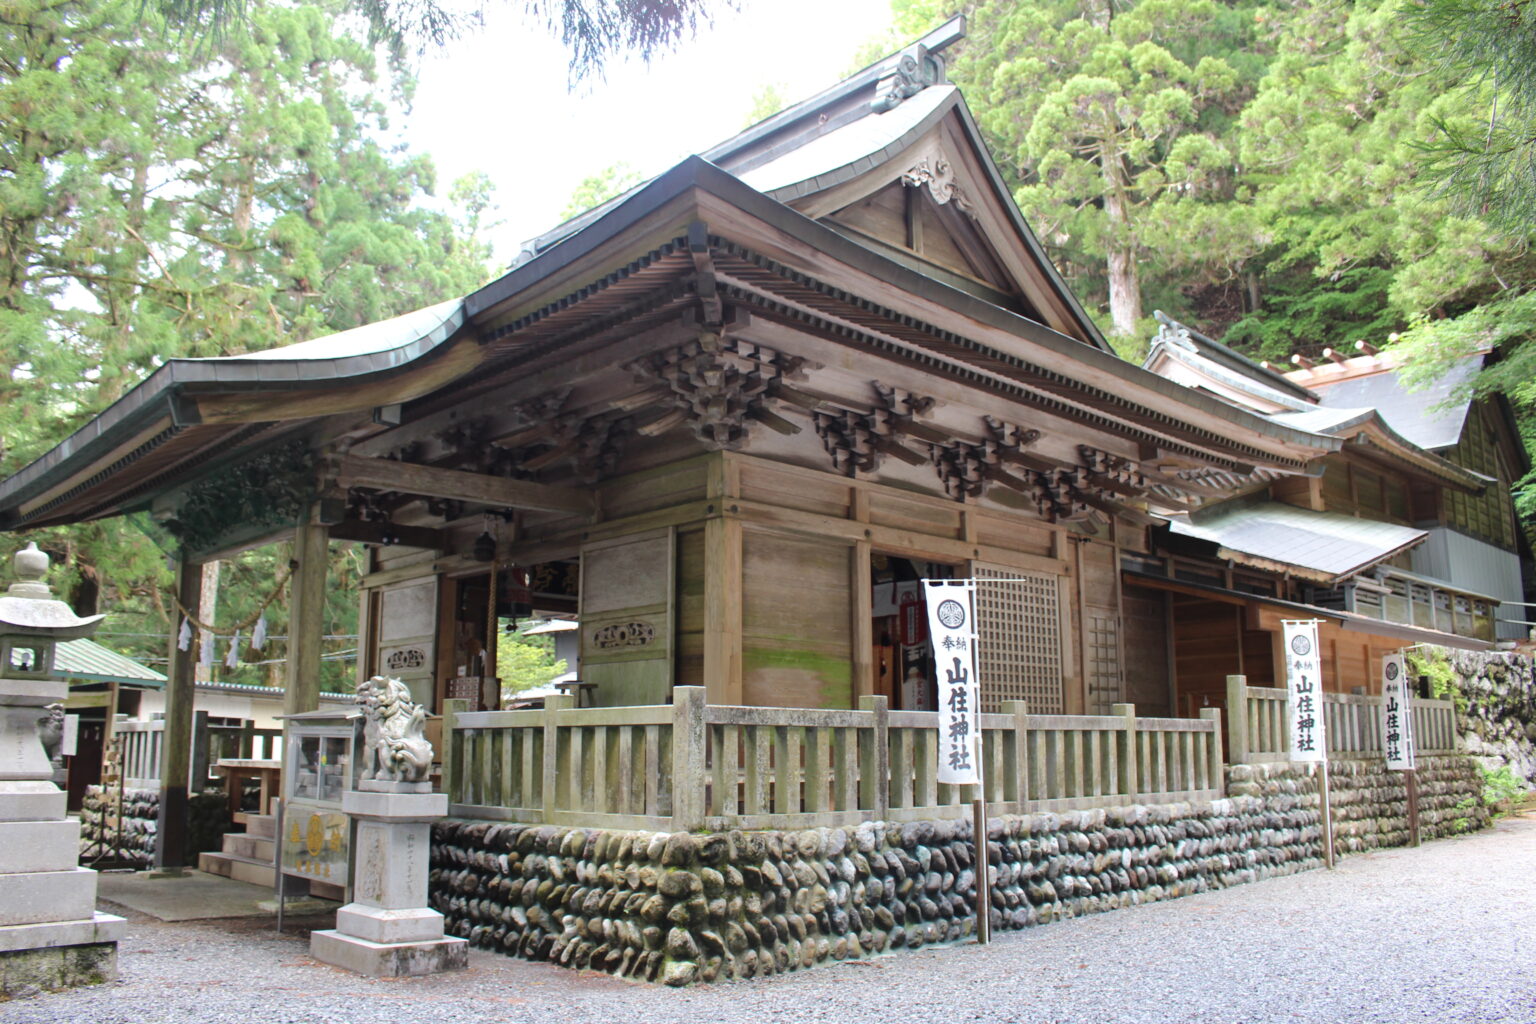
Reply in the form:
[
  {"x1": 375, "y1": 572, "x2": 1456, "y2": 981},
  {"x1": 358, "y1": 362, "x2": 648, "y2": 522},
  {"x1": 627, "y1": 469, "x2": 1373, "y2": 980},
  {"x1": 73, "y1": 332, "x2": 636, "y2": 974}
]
[
  {"x1": 973, "y1": 565, "x2": 1063, "y2": 714},
  {"x1": 1085, "y1": 612, "x2": 1120, "y2": 715}
]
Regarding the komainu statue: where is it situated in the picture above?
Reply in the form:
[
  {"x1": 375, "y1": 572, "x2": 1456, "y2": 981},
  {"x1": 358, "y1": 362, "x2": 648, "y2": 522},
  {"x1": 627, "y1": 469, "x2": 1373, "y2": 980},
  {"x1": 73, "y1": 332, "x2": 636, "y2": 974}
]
[
  {"x1": 356, "y1": 675, "x2": 433, "y2": 784},
  {"x1": 37, "y1": 703, "x2": 65, "y2": 768}
]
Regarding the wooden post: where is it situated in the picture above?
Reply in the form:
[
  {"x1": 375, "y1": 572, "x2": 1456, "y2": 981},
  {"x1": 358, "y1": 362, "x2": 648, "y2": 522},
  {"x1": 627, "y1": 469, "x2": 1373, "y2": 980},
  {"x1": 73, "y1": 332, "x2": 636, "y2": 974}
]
[
  {"x1": 1319, "y1": 760, "x2": 1336, "y2": 869},
  {"x1": 972, "y1": 795, "x2": 990, "y2": 945},
  {"x1": 1112, "y1": 703, "x2": 1138, "y2": 800},
  {"x1": 702, "y1": 516, "x2": 743, "y2": 705},
  {"x1": 1406, "y1": 768, "x2": 1421, "y2": 847},
  {"x1": 1200, "y1": 707, "x2": 1225, "y2": 791},
  {"x1": 857, "y1": 694, "x2": 889, "y2": 819},
  {"x1": 440, "y1": 698, "x2": 468, "y2": 803},
  {"x1": 284, "y1": 521, "x2": 329, "y2": 717},
  {"x1": 541, "y1": 693, "x2": 574, "y2": 819},
  {"x1": 671, "y1": 686, "x2": 707, "y2": 831},
  {"x1": 155, "y1": 554, "x2": 201, "y2": 872},
  {"x1": 189, "y1": 710, "x2": 210, "y2": 795},
  {"x1": 1225, "y1": 674, "x2": 1249, "y2": 765},
  {"x1": 1001, "y1": 699, "x2": 1030, "y2": 809}
]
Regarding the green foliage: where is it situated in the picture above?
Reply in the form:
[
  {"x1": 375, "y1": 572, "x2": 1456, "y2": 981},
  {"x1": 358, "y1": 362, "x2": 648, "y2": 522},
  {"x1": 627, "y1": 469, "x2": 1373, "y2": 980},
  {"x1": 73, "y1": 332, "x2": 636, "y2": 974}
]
[
  {"x1": 560, "y1": 163, "x2": 646, "y2": 221},
  {"x1": 1479, "y1": 764, "x2": 1528, "y2": 810},
  {"x1": 1407, "y1": 0, "x2": 1536, "y2": 236},
  {"x1": 496, "y1": 622, "x2": 569, "y2": 701},
  {"x1": 0, "y1": 0, "x2": 493, "y2": 673},
  {"x1": 742, "y1": 83, "x2": 789, "y2": 127},
  {"x1": 1405, "y1": 646, "x2": 1465, "y2": 713},
  {"x1": 146, "y1": 0, "x2": 740, "y2": 83}
]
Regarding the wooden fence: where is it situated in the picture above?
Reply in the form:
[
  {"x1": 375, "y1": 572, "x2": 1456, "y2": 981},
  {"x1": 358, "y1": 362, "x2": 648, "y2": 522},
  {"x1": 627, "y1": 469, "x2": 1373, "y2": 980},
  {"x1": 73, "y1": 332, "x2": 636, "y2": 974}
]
[
  {"x1": 442, "y1": 687, "x2": 1225, "y2": 831},
  {"x1": 112, "y1": 715, "x2": 282, "y2": 789},
  {"x1": 1225, "y1": 675, "x2": 1458, "y2": 764}
]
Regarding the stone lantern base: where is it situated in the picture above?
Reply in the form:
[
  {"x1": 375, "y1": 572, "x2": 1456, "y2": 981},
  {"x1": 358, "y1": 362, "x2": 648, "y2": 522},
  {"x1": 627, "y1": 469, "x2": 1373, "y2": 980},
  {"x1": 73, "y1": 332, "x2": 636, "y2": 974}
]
[
  {"x1": 0, "y1": 785, "x2": 125, "y2": 996},
  {"x1": 310, "y1": 786, "x2": 466, "y2": 977}
]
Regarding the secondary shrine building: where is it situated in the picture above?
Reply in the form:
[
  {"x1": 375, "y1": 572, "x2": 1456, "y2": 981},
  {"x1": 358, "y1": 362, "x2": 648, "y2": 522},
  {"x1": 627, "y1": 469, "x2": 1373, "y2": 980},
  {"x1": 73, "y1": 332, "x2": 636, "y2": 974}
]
[{"x1": 0, "y1": 20, "x2": 1520, "y2": 761}]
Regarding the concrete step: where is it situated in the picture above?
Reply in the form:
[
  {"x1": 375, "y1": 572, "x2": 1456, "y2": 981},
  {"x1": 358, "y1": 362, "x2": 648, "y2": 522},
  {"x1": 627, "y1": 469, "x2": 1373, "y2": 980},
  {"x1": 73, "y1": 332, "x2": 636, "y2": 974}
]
[
  {"x1": 197, "y1": 851, "x2": 277, "y2": 889},
  {"x1": 243, "y1": 814, "x2": 276, "y2": 839},
  {"x1": 221, "y1": 833, "x2": 274, "y2": 863}
]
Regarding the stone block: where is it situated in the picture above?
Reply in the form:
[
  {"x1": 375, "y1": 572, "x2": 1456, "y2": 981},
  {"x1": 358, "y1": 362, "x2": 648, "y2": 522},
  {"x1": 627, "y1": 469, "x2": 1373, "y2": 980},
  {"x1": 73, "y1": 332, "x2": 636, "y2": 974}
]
[
  {"x1": 351, "y1": 819, "x2": 431, "y2": 910},
  {"x1": 310, "y1": 929, "x2": 467, "y2": 978},
  {"x1": 0, "y1": 941, "x2": 116, "y2": 997},
  {"x1": 0, "y1": 912, "x2": 126, "y2": 954},
  {"x1": 0, "y1": 819, "x2": 79, "y2": 872},
  {"x1": 0, "y1": 868, "x2": 97, "y2": 926},
  {"x1": 341, "y1": 789, "x2": 446, "y2": 822},
  {"x1": 336, "y1": 904, "x2": 444, "y2": 945},
  {"x1": 0, "y1": 782, "x2": 66, "y2": 822}
]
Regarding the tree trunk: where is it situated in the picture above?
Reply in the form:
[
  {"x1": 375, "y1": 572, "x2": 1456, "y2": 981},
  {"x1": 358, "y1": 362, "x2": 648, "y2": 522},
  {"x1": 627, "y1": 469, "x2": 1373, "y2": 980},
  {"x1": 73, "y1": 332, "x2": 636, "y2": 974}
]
[{"x1": 1103, "y1": 203, "x2": 1141, "y2": 337}]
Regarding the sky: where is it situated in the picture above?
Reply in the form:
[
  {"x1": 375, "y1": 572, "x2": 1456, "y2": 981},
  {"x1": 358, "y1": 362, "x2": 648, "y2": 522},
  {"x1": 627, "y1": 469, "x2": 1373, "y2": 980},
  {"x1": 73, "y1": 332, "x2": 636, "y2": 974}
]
[{"x1": 397, "y1": 0, "x2": 896, "y2": 265}]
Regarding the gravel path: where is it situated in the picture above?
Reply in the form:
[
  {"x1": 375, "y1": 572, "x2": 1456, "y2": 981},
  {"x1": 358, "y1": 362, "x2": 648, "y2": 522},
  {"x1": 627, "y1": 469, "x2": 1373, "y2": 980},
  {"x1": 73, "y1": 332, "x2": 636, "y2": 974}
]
[{"x1": 7, "y1": 813, "x2": 1535, "y2": 1024}]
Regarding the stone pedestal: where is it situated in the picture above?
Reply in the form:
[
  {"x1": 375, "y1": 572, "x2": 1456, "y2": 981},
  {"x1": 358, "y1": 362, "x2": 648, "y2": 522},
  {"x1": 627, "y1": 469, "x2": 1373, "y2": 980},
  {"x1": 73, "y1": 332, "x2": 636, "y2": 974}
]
[
  {"x1": 309, "y1": 784, "x2": 465, "y2": 977},
  {"x1": 0, "y1": 680, "x2": 124, "y2": 996}
]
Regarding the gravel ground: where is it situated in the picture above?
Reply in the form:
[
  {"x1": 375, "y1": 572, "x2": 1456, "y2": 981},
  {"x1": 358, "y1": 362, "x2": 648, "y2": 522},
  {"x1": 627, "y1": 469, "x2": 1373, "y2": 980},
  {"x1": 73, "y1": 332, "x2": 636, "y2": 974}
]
[{"x1": 6, "y1": 812, "x2": 1535, "y2": 1024}]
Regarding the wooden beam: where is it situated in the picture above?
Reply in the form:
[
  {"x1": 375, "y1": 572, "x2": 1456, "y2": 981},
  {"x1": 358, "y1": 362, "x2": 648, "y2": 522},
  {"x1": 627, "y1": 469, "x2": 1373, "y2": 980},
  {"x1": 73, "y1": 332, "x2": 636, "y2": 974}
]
[
  {"x1": 327, "y1": 519, "x2": 446, "y2": 551},
  {"x1": 335, "y1": 454, "x2": 592, "y2": 516}
]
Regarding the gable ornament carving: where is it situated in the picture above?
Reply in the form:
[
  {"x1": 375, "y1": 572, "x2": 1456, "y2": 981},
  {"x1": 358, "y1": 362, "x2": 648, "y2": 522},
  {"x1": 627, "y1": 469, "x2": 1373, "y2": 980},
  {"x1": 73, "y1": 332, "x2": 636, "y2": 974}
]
[{"x1": 901, "y1": 147, "x2": 976, "y2": 217}]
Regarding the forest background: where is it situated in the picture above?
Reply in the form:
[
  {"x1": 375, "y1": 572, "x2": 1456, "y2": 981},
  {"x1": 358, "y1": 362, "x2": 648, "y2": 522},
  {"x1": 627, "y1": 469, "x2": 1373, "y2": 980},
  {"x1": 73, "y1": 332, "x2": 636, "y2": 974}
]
[{"x1": 0, "y1": 0, "x2": 1528, "y2": 693}]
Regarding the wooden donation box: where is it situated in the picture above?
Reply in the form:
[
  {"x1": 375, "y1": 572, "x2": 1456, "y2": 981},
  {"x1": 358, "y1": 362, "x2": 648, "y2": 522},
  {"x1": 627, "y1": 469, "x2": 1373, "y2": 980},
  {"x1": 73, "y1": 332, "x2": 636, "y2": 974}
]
[{"x1": 279, "y1": 708, "x2": 361, "y2": 897}]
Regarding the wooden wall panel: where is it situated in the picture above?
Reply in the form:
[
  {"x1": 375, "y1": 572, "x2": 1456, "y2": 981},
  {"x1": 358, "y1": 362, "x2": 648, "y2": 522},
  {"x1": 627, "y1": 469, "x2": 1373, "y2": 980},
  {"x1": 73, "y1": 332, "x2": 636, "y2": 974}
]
[
  {"x1": 741, "y1": 529, "x2": 853, "y2": 709},
  {"x1": 869, "y1": 494, "x2": 963, "y2": 539},
  {"x1": 1121, "y1": 585, "x2": 1170, "y2": 715},
  {"x1": 1171, "y1": 596, "x2": 1244, "y2": 717},
  {"x1": 738, "y1": 464, "x2": 851, "y2": 518},
  {"x1": 971, "y1": 514, "x2": 1054, "y2": 556},
  {"x1": 599, "y1": 458, "x2": 710, "y2": 519}
]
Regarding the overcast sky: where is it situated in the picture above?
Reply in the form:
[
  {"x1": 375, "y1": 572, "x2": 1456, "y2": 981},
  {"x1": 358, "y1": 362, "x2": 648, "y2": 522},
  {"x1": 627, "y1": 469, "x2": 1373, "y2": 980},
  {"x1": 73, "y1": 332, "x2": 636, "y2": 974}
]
[{"x1": 397, "y1": 0, "x2": 895, "y2": 264}]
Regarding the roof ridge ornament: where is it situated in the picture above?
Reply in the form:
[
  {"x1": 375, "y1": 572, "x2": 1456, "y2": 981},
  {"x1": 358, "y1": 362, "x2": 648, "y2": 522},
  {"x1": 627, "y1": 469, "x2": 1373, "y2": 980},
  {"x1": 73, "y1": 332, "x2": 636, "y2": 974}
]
[{"x1": 872, "y1": 42, "x2": 946, "y2": 113}]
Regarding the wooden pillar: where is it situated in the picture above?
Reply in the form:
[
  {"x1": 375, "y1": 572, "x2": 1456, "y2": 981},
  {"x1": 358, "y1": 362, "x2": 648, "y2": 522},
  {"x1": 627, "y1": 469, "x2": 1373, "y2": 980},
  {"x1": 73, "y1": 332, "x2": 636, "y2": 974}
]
[
  {"x1": 702, "y1": 515, "x2": 742, "y2": 705},
  {"x1": 284, "y1": 521, "x2": 329, "y2": 716},
  {"x1": 1226, "y1": 674, "x2": 1250, "y2": 765},
  {"x1": 851, "y1": 539, "x2": 873, "y2": 704},
  {"x1": 154, "y1": 554, "x2": 201, "y2": 871}
]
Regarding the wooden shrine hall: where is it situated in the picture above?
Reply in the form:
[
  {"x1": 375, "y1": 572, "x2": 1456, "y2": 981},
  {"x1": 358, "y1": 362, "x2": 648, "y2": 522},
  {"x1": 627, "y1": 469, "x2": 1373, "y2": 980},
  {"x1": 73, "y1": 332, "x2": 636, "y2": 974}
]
[{"x1": 0, "y1": 19, "x2": 1488, "y2": 853}]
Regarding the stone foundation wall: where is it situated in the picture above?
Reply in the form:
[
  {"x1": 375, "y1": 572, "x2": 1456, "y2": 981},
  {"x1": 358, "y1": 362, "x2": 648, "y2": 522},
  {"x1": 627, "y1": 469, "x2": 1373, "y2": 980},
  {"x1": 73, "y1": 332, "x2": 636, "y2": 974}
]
[
  {"x1": 77, "y1": 786, "x2": 228, "y2": 867},
  {"x1": 1315, "y1": 756, "x2": 1489, "y2": 852},
  {"x1": 428, "y1": 754, "x2": 1486, "y2": 986}
]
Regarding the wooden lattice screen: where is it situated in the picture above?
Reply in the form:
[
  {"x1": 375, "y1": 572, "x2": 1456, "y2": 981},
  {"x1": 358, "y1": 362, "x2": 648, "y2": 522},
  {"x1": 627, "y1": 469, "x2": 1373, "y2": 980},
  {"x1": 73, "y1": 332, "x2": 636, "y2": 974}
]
[
  {"x1": 1085, "y1": 611, "x2": 1121, "y2": 715},
  {"x1": 973, "y1": 565, "x2": 1063, "y2": 714}
]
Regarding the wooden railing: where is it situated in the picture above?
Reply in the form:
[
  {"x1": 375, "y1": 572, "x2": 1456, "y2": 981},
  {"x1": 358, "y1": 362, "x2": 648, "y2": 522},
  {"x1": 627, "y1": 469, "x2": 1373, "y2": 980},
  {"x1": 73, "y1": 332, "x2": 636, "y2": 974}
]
[
  {"x1": 1225, "y1": 676, "x2": 1458, "y2": 764},
  {"x1": 442, "y1": 687, "x2": 1225, "y2": 831},
  {"x1": 110, "y1": 715, "x2": 282, "y2": 789}
]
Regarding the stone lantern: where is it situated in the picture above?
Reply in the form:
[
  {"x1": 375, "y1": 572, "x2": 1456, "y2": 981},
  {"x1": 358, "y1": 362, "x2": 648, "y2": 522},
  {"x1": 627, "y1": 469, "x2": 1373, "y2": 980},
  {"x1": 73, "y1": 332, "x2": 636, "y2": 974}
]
[{"x1": 0, "y1": 543, "x2": 123, "y2": 995}]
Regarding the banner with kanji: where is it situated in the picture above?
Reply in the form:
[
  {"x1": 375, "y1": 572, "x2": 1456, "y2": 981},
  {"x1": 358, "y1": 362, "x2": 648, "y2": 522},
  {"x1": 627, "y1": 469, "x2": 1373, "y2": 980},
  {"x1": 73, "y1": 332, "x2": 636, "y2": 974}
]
[
  {"x1": 1381, "y1": 652, "x2": 1416, "y2": 770},
  {"x1": 1282, "y1": 619, "x2": 1327, "y2": 763},
  {"x1": 923, "y1": 579, "x2": 981, "y2": 786}
]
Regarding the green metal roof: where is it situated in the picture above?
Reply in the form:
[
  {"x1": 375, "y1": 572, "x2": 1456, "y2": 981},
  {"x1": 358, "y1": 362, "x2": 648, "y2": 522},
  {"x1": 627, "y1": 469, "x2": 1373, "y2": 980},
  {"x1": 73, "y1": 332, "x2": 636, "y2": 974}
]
[{"x1": 56, "y1": 637, "x2": 166, "y2": 685}]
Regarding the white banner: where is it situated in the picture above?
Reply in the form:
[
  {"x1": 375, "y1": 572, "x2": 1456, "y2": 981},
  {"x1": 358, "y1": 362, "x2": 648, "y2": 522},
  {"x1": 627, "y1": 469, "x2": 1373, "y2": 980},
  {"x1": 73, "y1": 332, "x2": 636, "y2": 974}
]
[
  {"x1": 1282, "y1": 620, "x2": 1327, "y2": 763},
  {"x1": 1381, "y1": 652, "x2": 1416, "y2": 771},
  {"x1": 923, "y1": 579, "x2": 981, "y2": 786}
]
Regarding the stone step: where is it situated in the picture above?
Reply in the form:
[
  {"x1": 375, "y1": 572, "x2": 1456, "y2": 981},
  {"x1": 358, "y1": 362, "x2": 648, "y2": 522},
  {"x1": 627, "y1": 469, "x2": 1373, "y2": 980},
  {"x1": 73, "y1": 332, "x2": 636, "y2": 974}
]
[
  {"x1": 221, "y1": 833, "x2": 274, "y2": 863},
  {"x1": 197, "y1": 851, "x2": 276, "y2": 889},
  {"x1": 243, "y1": 814, "x2": 276, "y2": 839}
]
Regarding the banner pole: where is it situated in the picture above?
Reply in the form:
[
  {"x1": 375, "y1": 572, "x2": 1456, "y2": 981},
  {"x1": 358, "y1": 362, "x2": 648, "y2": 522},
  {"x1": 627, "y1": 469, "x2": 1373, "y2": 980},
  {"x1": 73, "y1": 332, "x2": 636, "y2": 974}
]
[
  {"x1": 1319, "y1": 759, "x2": 1335, "y2": 870},
  {"x1": 972, "y1": 792, "x2": 990, "y2": 944},
  {"x1": 1406, "y1": 769, "x2": 1421, "y2": 847}
]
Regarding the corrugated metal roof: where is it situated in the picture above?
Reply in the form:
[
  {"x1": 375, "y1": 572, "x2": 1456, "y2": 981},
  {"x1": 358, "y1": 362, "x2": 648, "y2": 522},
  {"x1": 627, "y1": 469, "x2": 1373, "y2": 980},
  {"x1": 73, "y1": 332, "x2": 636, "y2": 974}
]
[
  {"x1": 56, "y1": 637, "x2": 166, "y2": 685},
  {"x1": 1166, "y1": 502, "x2": 1427, "y2": 581},
  {"x1": 1308, "y1": 357, "x2": 1481, "y2": 450}
]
